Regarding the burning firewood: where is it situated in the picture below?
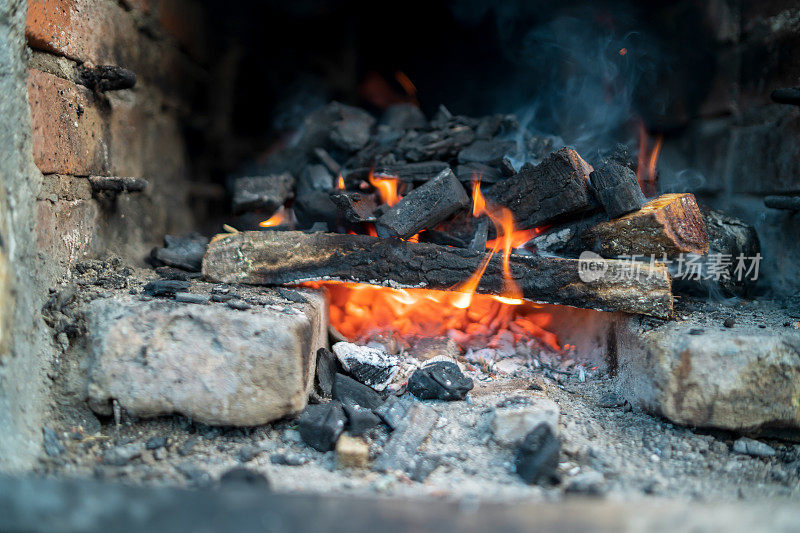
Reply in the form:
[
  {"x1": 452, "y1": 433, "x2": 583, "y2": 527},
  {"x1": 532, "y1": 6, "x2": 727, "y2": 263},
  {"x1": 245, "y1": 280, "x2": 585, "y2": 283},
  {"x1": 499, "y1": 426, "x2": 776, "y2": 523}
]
[
  {"x1": 202, "y1": 230, "x2": 674, "y2": 318},
  {"x1": 374, "y1": 168, "x2": 470, "y2": 239},
  {"x1": 485, "y1": 147, "x2": 600, "y2": 229},
  {"x1": 582, "y1": 193, "x2": 709, "y2": 257},
  {"x1": 589, "y1": 160, "x2": 646, "y2": 218}
]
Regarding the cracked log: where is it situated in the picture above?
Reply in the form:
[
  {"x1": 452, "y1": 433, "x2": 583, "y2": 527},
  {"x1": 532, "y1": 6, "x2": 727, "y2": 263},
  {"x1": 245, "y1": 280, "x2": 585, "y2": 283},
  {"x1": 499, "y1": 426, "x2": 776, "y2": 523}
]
[
  {"x1": 485, "y1": 147, "x2": 600, "y2": 229},
  {"x1": 202, "y1": 231, "x2": 673, "y2": 318},
  {"x1": 582, "y1": 193, "x2": 709, "y2": 258}
]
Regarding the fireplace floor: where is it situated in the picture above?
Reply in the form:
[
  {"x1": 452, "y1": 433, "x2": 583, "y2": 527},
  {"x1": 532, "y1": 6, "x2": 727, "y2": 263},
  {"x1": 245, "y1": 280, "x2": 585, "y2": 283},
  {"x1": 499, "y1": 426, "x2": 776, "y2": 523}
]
[{"x1": 36, "y1": 258, "x2": 800, "y2": 504}]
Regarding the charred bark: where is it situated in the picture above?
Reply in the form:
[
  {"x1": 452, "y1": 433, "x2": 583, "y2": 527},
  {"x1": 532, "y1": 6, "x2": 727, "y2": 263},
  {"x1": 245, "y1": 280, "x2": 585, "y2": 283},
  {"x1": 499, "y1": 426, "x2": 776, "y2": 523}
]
[{"x1": 202, "y1": 231, "x2": 673, "y2": 318}]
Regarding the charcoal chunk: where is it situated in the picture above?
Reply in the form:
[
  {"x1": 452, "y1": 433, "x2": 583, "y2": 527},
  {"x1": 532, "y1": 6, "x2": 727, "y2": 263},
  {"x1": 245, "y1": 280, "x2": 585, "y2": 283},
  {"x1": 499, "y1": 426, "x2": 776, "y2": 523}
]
[
  {"x1": 143, "y1": 280, "x2": 190, "y2": 297},
  {"x1": 455, "y1": 162, "x2": 503, "y2": 184},
  {"x1": 343, "y1": 403, "x2": 382, "y2": 436},
  {"x1": 328, "y1": 103, "x2": 376, "y2": 152},
  {"x1": 381, "y1": 103, "x2": 428, "y2": 130},
  {"x1": 315, "y1": 347, "x2": 339, "y2": 397},
  {"x1": 332, "y1": 342, "x2": 399, "y2": 391},
  {"x1": 589, "y1": 160, "x2": 646, "y2": 219},
  {"x1": 297, "y1": 402, "x2": 347, "y2": 452},
  {"x1": 299, "y1": 164, "x2": 334, "y2": 193},
  {"x1": 458, "y1": 139, "x2": 517, "y2": 166},
  {"x1": 515, "y1": 423, "x2": 560, "y2": 485},
  {"x1": 375, "y1": 169, "x2": 470, "y2": 240},
  {"x1": 152, "y1": 234, "x2": 208, "y2": 272},
  {"x1": 332, "y1": 373, "x2": 384, "y2": 410},
  {"x1": 232, "y1": 174, "x2": 295, "y2": 215},
  {"x1": 329, "y1": 191, "x2": 379, "y2": 223},
  {"x1": 406, "y1": 361, "x2": 473, "y2": 401},
  {"x1": 293, "y1": 189, "x2": 339, "y2": 229}
]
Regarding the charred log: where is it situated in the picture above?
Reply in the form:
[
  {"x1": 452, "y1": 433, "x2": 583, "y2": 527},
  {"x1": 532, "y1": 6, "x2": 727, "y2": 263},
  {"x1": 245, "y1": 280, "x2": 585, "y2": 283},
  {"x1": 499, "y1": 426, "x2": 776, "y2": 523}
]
[
  {"x1": 589, "y1": 160, "x2": 646, "y2": 218},
  {"x1": 375, "y1": 169, "x2": 470, "y2": 239},
  {"x1": 329, "y1": 191, "x2": 379, "y2": 223},
  {"x1": 485, "y1": 147, "x2": 600, "y2": 229},
  {"x1": 202, "y1": 231, "x2": 674, "y2": 318}
]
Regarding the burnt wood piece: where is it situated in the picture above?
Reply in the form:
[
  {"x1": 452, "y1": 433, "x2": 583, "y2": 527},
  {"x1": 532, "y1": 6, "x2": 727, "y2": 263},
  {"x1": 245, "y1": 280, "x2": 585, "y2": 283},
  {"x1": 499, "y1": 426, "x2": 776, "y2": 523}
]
[
  {"x1": 313, "y1": 148, "x2": 341, "y2": 176},
  {"x1": 455, "y1": 163, "x2": 503, "y2": 184},
  {"x1": 529, "y1": 213, "x2": 607, "y2": 257},
  {"x1": 500, "y1": 158, "x2": 516, "y2": 177},
  {"x1": 381, "y1": 103, "x2": 428, "y2": 130},
  {"x1": 345, "y1": 162, "x2": 449, "y2": 184},
  {"x1": 583, "y1": 193, "x2": 709, "y2": 258},
  {"x1": 373, "y1": 161, "x2": 450, "y2": 182},
  {"x1": 589, "y1": 160, "x2": 646, "y2": 218},
  {"x1": 88, "y1": 176, "x2": 147, "y2": 192},
  {"x1": 474, "y1": 113, "x2": 520, "y2": 139},
  {"x1": 78, "y1": 65, "x2": 136, "y2": 92},
  {"x1": 458, "y1": 139, "x2": 517, "y2": 166},
  {"x1": 328, "y1": 191, "x2": 379, "y2": 223},
  {"x1": 298, "y1": 165, "x2": 333, "y2": 195},
  {"x1": 485, "y1": 147, "x2": 599, "y2": 229},
  {"x1": 375, "y1": 169, "x2": 470, "y2": 239},
  {"x1": 764, "y1": 195, "x2": 800, "y2": 211},
  {"x1": 232, "y1": 174, "x2": 295, "y2": 215},
  {"x1": 202, "y1": 231, "x2": 674, "y2": 318},
  {"x1": 419, "y1": 230, "x2": 467, "y2": 248},
  {"x1": 398, "y1": 126, "x2": 475, "y2": 162},
  {"x1": 771, "y1": 88, "x2": 800, "y2": 105}
]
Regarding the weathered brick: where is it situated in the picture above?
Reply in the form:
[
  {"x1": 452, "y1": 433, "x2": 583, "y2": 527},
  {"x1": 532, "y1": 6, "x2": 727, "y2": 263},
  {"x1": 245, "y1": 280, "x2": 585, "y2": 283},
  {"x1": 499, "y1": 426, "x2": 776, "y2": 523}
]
[
  {"x1": 26, "y1": 0, "x2": 140, "y2": 67},
  {"x1": 27, "y1": 68, "x2": 109, "y2": 176},
  {"x1": 37, "y1": 174, "x2": 93, "y2": 202},
  {"x1": 35, "y1": 198, "x2": 101, "y2": 275}
]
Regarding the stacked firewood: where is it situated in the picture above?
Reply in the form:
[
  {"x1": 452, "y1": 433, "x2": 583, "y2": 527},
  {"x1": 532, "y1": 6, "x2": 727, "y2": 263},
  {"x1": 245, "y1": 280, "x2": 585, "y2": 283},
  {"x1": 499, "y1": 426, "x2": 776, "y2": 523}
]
[{"x1": 205, "y1": 102, "x2": 758, "y2": 318}]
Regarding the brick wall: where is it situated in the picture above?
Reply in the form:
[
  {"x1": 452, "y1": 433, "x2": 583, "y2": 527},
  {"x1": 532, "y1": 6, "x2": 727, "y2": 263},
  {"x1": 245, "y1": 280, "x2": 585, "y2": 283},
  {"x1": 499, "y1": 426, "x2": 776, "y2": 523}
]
[
  {"x1": 659, "y1": 0, "x2": 800, "y2": 295},
  {"x1": 25, "y1": 0, "x2": 207, "y2": 276}
]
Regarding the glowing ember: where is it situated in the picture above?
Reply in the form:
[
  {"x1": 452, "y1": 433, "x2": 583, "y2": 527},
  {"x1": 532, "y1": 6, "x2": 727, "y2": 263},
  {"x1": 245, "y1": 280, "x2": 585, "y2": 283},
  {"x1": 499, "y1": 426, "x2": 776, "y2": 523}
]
[
  {"x1": 259, "y1": 208, "x2": 286, "y2": 228},
  {"x1": 300, "y1": 281, "x2": 560, "y2": 352},
  {"x1": 368, "y1": 170, "x2": 401, "y2": 206}
]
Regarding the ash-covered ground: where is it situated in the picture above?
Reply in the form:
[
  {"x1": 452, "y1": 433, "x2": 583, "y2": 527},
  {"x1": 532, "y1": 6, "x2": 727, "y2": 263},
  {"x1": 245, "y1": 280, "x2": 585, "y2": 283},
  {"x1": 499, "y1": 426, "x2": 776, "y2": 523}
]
[{"x1": 38, "y1": 257, "x2": 800, "y2": 504}]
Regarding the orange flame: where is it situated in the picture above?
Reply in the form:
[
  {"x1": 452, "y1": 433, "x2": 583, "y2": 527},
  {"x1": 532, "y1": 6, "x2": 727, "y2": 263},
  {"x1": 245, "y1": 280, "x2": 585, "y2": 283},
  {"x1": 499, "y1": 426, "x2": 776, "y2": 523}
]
[
  {"x1": 301, "y1": 281, "x2": 560, "y2": 352},
  {"x1": 395, "y1": 71, "x2": 417, "y2": 99},
  {"x1": 456, "y1": 180, "x2": 524, "y2": 305},
  {"x1": 637, "y1": 123, "x2": 663, "y2": 197},
  {"x1": 369, "y1": 170, "x2": 400, "y2": 206},
  {"x1": 259, "y1": 208, "x2": 286, "y2": 228},
  {"x1": 337, "y1": 174, "x2": 345, "y2": 190}
]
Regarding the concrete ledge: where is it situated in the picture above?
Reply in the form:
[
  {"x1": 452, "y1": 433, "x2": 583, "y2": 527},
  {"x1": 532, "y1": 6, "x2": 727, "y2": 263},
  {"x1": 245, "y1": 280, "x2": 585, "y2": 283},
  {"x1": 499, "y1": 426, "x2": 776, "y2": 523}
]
[{"x1": 1, "y1": 475, "x2": 799, "y2": 533}]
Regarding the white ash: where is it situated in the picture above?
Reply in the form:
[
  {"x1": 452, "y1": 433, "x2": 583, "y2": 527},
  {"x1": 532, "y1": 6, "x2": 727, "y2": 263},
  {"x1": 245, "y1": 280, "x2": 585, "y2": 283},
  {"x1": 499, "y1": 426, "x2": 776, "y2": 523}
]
[{"x1": 332, "y1": 341, "x2": 400, "y2": 391}]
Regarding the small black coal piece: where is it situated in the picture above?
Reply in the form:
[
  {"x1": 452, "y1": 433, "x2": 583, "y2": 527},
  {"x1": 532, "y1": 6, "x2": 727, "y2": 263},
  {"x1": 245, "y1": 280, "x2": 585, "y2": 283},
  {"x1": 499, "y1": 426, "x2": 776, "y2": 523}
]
[
  {"x1": 297, "y1": 401, "x2": 347, "y2": 452},
  {"x1": 515, "y1": 423, "x2": 560, "y2": 485},
  {"x1": 406, "y1": 361, "x2": 473, "y2": 401}
]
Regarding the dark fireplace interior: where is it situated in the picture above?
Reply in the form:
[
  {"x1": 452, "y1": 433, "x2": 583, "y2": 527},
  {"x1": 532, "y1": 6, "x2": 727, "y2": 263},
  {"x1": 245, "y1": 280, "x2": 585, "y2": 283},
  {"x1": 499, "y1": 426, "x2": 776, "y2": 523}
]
[{"x1": 1, "y1": 0, "x2": 799, "y2": 527}]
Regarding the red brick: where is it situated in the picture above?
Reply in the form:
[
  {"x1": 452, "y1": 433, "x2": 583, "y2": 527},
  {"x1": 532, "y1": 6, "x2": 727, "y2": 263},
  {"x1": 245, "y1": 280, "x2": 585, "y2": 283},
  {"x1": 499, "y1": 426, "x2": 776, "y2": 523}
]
[
  {"x1": 27, "y1": 68, "x2": 109, "y2": 176},
  {"x1": 26, "y1": 0, "x2": 140, "y2": 67}
]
